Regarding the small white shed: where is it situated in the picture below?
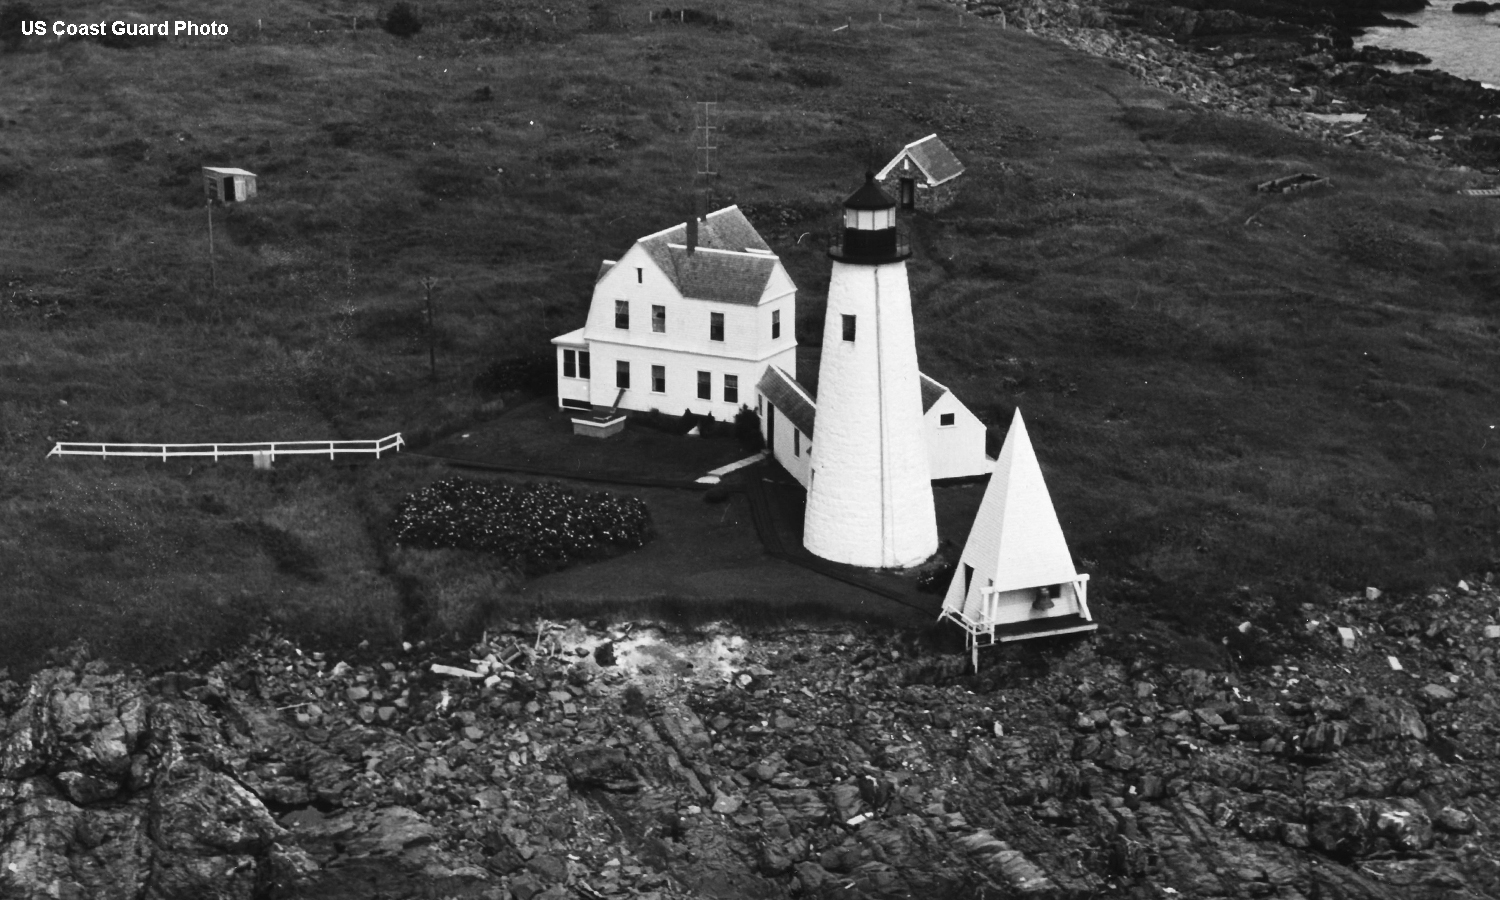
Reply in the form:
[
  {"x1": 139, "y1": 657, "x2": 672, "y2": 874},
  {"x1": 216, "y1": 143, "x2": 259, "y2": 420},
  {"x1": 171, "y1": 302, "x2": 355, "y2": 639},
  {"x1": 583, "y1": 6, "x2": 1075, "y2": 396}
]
[
  {"x1": 920, "y1": 373, "x2": 992, "y2": 480},
  {"x1": 756, "y1": 365, "x2": 815, "y2": 487},
  {"x1": 203, "y1": 167, "x2": 258, "y2": 204},
  {"x1": 939, "y1": 409, "x2": 1095, "y2": 667}
]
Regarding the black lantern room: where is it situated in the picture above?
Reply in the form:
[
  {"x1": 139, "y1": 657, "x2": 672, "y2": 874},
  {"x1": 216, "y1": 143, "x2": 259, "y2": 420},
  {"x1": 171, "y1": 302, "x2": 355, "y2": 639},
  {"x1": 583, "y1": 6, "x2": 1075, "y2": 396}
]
[{"x1": 828, "y1": 172, "x2": 910, "y2": 265}]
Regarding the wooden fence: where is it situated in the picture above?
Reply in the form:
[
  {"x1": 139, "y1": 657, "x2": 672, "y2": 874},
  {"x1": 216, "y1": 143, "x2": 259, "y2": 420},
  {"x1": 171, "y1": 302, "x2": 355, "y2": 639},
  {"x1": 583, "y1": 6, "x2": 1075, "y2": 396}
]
[{"x1": 47, "y1": 434, "x2": 405, "y2": 462}]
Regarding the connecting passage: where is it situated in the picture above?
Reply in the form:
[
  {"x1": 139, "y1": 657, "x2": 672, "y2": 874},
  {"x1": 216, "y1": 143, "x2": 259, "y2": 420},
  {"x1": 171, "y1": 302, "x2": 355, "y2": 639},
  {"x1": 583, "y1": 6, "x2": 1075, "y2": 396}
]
[{"x1": 46, "y1": 434, "x2": 405, "y2": 462}]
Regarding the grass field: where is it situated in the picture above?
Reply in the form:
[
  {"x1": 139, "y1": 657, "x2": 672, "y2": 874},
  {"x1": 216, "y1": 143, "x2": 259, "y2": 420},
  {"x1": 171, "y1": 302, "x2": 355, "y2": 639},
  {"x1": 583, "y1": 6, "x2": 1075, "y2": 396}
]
[{"x1": 2, "y1": 0, "x2": 1498, "y2": 675}]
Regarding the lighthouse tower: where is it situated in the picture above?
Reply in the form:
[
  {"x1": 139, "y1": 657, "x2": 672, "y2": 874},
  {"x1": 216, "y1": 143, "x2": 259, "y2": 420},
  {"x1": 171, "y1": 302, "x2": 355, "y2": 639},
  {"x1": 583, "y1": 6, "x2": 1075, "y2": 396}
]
[{"x1": 803, "y1": 174, "x2": 938, "y2": 568}]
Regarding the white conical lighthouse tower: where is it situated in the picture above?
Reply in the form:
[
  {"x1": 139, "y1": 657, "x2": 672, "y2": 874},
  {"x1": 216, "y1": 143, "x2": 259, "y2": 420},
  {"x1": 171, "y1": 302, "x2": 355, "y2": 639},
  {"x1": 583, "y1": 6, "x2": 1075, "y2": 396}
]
[{"x1": 803, "y1": 173, "x2": 938, "y2": 568}]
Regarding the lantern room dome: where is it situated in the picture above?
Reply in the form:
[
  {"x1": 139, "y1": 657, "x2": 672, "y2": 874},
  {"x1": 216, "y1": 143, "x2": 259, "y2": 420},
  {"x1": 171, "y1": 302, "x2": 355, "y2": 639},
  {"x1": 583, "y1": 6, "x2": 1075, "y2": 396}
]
[{"x1": 843, "y1": 171, "x2": 896, "y2": 211}]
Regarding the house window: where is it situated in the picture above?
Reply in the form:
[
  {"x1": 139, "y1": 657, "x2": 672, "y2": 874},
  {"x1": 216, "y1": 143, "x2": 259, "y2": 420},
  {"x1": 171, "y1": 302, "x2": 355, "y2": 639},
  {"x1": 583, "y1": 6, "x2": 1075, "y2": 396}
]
[
  {"x1": 723, "y1": 374, "x2": 738, "y2": 404},
  {"x1": 697, "y1": 371, "x2": 711, "y2": 400},
  {"x1": 563, "y1": 350, "x2": 576, "y2": 379},
  {"x1": 651, "y1": 365, "x2": 665, "y2": 393},
  {"x1": 616, "y1": 360, "x2": 630, "y2": 389},
  {"x1": 636, "y1": 268, "x2": 643, "y2": 284},
  {"x1": 939, "y1": 412, "x2": 956, "y2": 427},
  {"x1": 615, "y1": 300, "x2": 629, "y2": 329},
  {"x1": 793, "y1": 430, "x2": 800, "y2": 457},
  {"x1": 710, "y1": 312, "x2": 724, "y2": 342},
  {"x1": 842, "y1": 314, "x2": 856, "y2": 342},
  {"x1": 652, "y1": 304, "x2": 666, "y2": 333},
  {"x1": 772, "y1": 309, "x2": 781, "y2": 340},
  {"x1": 579, "y1": 351, "x2": 590, "y2": 379}
]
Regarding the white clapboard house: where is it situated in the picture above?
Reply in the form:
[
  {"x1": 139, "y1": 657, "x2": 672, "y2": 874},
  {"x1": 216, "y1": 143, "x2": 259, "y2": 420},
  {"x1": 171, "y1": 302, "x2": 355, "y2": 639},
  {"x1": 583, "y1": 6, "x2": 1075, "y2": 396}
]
[
  {"x1": 939, "y1": 409, "x2": 1096, "y2": 665},
  {"x1": 552, "y1": 206, "x2": 797, "y2": 421},
  {"x1": 756, "y1": 368, "x2": 992, "y2": 487}
]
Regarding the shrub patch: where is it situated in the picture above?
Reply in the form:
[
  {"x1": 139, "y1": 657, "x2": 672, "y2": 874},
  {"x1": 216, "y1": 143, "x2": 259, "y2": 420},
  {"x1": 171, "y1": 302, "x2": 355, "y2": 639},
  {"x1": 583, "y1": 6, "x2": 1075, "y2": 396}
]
[{"x1": 392, "y1": 478, "x2": 652, "y2": 574}]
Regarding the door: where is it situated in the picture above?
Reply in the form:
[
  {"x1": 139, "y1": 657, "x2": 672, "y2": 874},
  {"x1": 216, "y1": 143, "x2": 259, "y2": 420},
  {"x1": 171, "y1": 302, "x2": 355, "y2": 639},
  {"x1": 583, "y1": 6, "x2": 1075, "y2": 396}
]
[
  {"x1": 900, "y1": 177, "x2": 915, "y2": 210},
  {"x1": 766, "y1": 402, "x2": 776, "y2": 454}
]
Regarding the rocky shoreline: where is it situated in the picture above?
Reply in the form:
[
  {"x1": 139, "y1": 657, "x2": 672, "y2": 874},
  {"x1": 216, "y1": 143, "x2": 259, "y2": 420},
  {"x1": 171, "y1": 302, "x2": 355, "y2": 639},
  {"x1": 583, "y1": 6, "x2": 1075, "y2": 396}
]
[
  {"x1": 2, "y1": 576, "x2": 1497, "y2": 899},
  {"x1": 956, "y1": 0, "x2": 1500, "y2": 175}
]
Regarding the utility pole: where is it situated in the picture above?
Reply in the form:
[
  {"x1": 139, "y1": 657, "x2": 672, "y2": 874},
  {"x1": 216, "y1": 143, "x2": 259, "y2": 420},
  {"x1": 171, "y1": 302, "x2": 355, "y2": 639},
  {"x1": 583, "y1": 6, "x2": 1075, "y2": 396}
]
[
  {"x1": 207, "y1": 198, "x2": 217, "y2": 304},
  {"x1": 421, "y1": 277, "x2": 437, "y2": 380}
]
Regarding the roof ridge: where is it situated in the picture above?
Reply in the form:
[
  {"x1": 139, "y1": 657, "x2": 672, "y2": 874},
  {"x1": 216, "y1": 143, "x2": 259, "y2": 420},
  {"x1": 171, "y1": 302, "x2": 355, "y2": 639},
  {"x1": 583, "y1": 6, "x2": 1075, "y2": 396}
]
[
  {"x1": 768, "y1": 365, "x2": 817, "y2": 405},
  {"x1": 636, "y1": 206, "x2": 741, "y2": 243},
  {"x1": 664, "y1": 243, "x2": 778, "y2": 259}
]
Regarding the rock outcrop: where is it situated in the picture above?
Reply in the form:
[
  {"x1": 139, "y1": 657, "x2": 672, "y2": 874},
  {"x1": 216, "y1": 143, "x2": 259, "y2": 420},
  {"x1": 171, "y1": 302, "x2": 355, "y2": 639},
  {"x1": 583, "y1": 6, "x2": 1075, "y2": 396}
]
[{"x1": 2, "y1": 579, "x2": 1498, "y2": 898}]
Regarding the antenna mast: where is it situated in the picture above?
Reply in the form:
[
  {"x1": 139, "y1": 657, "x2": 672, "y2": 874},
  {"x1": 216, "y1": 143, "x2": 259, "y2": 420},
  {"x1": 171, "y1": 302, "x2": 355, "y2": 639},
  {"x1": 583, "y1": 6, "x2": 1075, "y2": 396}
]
[{"x1": 692, "y1": 99, "x2": 718, "y2": 218}]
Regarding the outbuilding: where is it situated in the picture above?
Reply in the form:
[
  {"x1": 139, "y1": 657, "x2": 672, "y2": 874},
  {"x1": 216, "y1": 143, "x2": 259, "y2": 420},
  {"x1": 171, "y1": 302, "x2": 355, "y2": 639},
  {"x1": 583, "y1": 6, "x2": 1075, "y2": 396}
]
[
  {"x1": 203, "y1": 167, "x2": 258, "y2": 204},
  {"x1": 756, "y1": 367, "x2": 991, "y2": 488},
  {"x1": 920, "y1": 373, "x2": 991, "y2": 480},
  {"x1": 874, "y1": 134, "x2": 964, "y2": 212},
  {"x1": 939, "y1": 409, "x2": 1096, "y2": 666}
]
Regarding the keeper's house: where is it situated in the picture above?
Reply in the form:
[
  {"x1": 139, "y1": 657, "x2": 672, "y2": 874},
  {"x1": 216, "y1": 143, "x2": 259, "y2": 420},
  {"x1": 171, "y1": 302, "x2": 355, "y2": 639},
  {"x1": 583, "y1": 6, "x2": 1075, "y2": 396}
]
[
  {"x1": 551, "y1": 206, "x2": 797, "y2": 421},
  {"x1": 755, "y1": 367, "x2": 992, "y2": 485}
]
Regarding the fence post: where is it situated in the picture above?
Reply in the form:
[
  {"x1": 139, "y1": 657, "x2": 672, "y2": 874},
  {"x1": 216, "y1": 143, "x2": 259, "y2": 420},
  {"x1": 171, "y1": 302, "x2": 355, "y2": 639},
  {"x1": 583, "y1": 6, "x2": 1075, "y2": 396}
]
[{"x1": 330, "y1": 442, "x2": 335, "y2": 460}]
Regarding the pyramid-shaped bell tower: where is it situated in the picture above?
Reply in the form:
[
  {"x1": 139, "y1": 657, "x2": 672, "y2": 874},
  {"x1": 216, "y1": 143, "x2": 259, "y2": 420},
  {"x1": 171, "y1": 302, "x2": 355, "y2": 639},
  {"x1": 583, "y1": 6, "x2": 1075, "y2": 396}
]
[
  {"x1": 802, "y1": 174, "x2": 938, "y2": 568},
  {"x1": 939, "y1": 409, "x2": 1096, "y2": 665}
]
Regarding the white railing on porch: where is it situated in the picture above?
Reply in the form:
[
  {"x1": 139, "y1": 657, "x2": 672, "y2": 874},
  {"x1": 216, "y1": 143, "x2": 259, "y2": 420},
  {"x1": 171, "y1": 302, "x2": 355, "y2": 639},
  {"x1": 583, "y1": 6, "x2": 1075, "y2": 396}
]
[{"x1": 47, "y1": 433, "x2": 405, "y2": 462}]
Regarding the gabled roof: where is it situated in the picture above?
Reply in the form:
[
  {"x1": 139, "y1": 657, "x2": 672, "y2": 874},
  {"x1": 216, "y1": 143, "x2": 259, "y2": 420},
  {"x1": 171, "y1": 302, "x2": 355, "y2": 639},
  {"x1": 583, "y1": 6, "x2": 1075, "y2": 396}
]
[
  {"x1": 757, "y1": 365, "x2": 816, "y2": 438},
  {"x1": 919, "y1": 373, "x2": 948, "y2": 413},
  {"x1": 943, "y1": 409, "x2": 1078, "y2": 617},
  {"x1": 875, "y1": 134, "x2": 964, "y2": 187},
  {"x1": 634, "y1": 206, "x2": 781, "y2": 306},
  {"x1": 596, "y1": 260, "x2": 617, "y2": 283},
  {"x1": 203, "y1": 167, "x2": 256, "y2": 177}
]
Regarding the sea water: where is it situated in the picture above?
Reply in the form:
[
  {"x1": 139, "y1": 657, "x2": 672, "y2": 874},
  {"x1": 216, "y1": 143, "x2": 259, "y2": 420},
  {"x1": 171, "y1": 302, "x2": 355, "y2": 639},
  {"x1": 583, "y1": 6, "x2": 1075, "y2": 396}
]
[{"x1": 1356, "y1": 1, "x2": 1500, "y2": 88}]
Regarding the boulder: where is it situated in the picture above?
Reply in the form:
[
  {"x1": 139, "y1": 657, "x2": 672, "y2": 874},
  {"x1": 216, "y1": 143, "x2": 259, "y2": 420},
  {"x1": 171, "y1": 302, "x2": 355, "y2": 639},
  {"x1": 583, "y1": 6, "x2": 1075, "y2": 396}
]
[
  {"x1": 561, "y1": 745, "x2": 641, "y2": 791},
  {"x1": 1308, "y1": 801, "x2": 1370, "y2": 858}
]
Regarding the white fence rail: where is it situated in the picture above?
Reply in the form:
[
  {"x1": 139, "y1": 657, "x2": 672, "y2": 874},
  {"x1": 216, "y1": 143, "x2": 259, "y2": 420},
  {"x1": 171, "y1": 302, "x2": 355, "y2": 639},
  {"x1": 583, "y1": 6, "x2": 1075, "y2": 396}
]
[{"x1": 47, "y1": 433, "x2": 405, "y2": 462}]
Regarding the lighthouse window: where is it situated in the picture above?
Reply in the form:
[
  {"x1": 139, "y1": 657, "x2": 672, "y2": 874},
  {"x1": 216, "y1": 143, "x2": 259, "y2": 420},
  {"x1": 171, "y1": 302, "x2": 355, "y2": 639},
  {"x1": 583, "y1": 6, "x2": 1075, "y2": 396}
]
[
  {"x1": 615, "y1": 301, "x2": 629, "y2": 330},
  {"x1": 771, "y1": 309, "x2": 781, "y2": 340},
  {"x1": 842, "y1": 314, "x2": 856, "y2": 342},
  {"x1": 651, "y1": 365, "x2": 666, "y2": 394},
  {"x1": 939, "y1": 413, "x2": 956, "y2": 427},
  {"x1": 723, "y1": 374, "x2": 739, "y2": 404},
  {"x1": 616, "y1": 360, "x2": 630, "y2": 389},
  {"x1": 710, "y1": 312, "x2": 724, "y2": 342},
  {"x1": 697, "y1": 371, "x2": 711, "y2": 400},
  {"x1": 652, "y1": 304, "x2": 666, "y2": 333}
]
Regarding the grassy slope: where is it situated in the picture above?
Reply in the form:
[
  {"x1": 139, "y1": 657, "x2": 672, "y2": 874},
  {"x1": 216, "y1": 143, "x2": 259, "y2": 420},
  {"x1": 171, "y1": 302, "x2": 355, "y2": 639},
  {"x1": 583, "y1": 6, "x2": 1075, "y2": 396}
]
[{"x1": 1, "y1": 0, "x2": 1497, "y2": 674}]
